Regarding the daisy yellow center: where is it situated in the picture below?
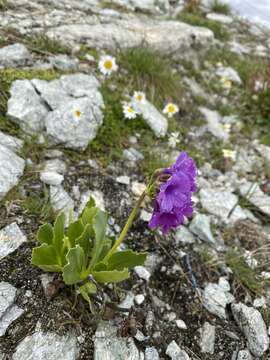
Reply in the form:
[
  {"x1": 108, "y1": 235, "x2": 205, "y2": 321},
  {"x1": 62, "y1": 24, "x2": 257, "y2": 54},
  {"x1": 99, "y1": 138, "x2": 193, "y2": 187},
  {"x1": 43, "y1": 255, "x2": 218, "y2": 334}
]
[
  {"x1": 168, "y1": 104, "x2": 176, "y2": 113},
  {"x1": 128, "y1": 107, "x2": 134, "y2": 113},
  {"x1": 104, "y1": 60, "x2": 113, "y2": 70},
  {"x1": 136, "y1": 94, "x2": 143, "y2": 101},
  {"x1": 74, "y1": 110, "x2": 82, "y2": 118}
]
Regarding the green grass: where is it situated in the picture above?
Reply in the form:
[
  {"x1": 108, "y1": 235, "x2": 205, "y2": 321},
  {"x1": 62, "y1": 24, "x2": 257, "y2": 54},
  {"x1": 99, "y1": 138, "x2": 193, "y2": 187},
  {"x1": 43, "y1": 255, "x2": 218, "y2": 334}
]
[
  {"x1": 21, "y1": 185, "x2": 54, "y2": 223},
  {"x1": 177, "y1": 12, "x2": 230, "y2": 41},
  {"x1": 210, "y1": 0, "x2": 231, "y2": 15},
  {"x1": 119, "y1": 47, "x2": 183, "y2": 106},
  {"x1": 225, "y1": 249, "x2": 265, "y2": 294},
  {"x1": 24, "y1": 34, "x2": 71, "y2": 55},
  {"x1": 87, "y1": 82, "x2": 155, "y2": 165}
]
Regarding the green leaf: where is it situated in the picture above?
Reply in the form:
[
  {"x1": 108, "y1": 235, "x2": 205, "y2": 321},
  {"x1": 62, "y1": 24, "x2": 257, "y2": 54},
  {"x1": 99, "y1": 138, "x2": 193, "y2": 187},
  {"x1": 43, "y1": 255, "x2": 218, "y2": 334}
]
[
  {"x1": 107, "y1": 250, "x2": 147, "y2": 271},
  {"x1": 88, "y1": 210, "x2": 108, "y2": 269},
  {"x1": 62, "y1": 246, "x2": 87, "y2": 285},
  {"x1": 75, "y1": 223, "x2": 92, "y2": 255},
  {"x1": 32, "y1": 244, "x2": 62, "y2": 272},
  {"x1": 97, "y1": 238, "x2": 112, "y2": 263},
  {"x1": 77, "y1": 282, "x2": 97, "y2": 303},
  {"x1": 67, "y1": 220, "x2": 84, "y2": 248},
  {"x1": 80, "y1": 206, "x2": 98, "y2": 227},
  {"x1": 92, "y1": 269, "x2": 130, "y2": 283},
  {"x1": 37, "y1": 223, "x2": 54, "y2": 245},
  {"x1": 53, "y1": 212, "x2": 66, "y2": 255}
]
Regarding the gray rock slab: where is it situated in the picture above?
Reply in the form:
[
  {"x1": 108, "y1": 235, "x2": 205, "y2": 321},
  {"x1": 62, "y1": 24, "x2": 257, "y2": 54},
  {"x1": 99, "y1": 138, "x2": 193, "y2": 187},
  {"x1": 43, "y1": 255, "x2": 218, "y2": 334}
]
[
  {"x1": 0, "y1": 144, "x2": 25, "y2": 200},
  {"x1": 94, "y1": 321, "x2": 140, "y2": 360},
  {"x1": 199, "y1": 322, "x2": 215, "y2": 354},
  {"x1": 255, "y1": 143, "x2": 270, "y2": 164},
  {"x1": 203, "y1": 281, "x2": 234, "y2": 319},
  {"x1": 50, "y1": 54, "x2": 78, "y2": 71},
  {"x1": 50, "y1": 185, "x2": 74, "y2": 218},
  {"x1": 45, "y1": 96, "x2": 103, "y2": 150},
  {"x1": 0, "y1": 282, "x2": 24, "y2": 336},
  {"x1": 166, "y1": 341, "x2": 190, "y2": 360},
  {"x1": 199, "y1": 188, "x2": 247, "y2": 223},
  {"x1": 0, "y1": 223, "x2": 26, "y2": 260},
  {"x1": 134, "y1": 99, "x2": 167, "y2": 137},
  {"x1": 236, "y1": 349, "x2": 253, "y2": 360},
  {"x1": 12, "y1": 328, "x2": 78, "y2": 360},
  {"x1": 7, "y1": 80, "x2": 48, "y2": 133},
  {"x1": 189, "y1": 214, "x2": 215, "y2": 245},
  {"x1": 145, "y1": 346, "x2": 159, "y2": 360},
  {"x1": 216, "y1": 66, "x2": 242, "y2": 84},
  {"x1": 47, "y1": 19, "x2": 214, "y2": 56},
  {"x1": 59, "y1": 73, "x2": 101, "y2": 98},
  {"x1": 0, "y1": 43, "x2": 32, "y2": 67},
  {"x1": 31, "y1": 78, "x2": 73, "y2": 110},
  {"x1": 40, "y1": 171, "x2": 64, "y2": 186},
  {"x1": 239, "y1": 182, "x2": 270, "y2": 217},
  {"x1": 232, "y1": 303, "x2": 269, "y2": 357},
  {"x1": 175, "y1": 226, "x2": 195, "y2": 245},
  {"x1": 206, "y1": 13, "x2": 233, "y2": 24},
  {"x1": 0, "y1": 131, "x2": 23, "y2": 152},
  {"x1": 199, "y1": 107, "x2": 229, "y2": 140}
]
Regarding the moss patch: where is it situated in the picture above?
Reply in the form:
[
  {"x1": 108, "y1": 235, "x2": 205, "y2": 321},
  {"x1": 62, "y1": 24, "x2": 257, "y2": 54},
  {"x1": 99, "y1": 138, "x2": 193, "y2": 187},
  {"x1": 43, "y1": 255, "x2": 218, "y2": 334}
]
[{"x1": 177, "y1": 12, "x2": 230, "y2": 41}]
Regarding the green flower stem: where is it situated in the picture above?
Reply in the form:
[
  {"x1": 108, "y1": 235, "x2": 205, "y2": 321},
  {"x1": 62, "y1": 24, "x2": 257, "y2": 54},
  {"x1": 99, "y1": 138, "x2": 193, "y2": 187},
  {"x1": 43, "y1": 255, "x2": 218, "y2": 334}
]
[{"x1": 103, "y1": 190, "x2": 147, "y2": 262}]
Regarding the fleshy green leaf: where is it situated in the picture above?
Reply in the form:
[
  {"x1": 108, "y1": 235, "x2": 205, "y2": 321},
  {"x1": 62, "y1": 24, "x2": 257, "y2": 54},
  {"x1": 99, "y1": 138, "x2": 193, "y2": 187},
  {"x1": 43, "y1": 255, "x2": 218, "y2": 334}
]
[
  {"x1": 62, "y1": 245, "x2": 87, "y2": 285},
  {"x1": 80, "y1": 206, "x2": 98, "y2": 227},
  {"x1": 97, "y1": 238, "x2": 112, "y2": 263},
  {"x1": 77, "y1": 282, "x2": 97, "y2": 303},
  {"x1": 106, "y1": 250, "x2": 147, "y2": 271},
  {"x1": 92, "y1": 269, "x2": 130, "y2": 283},
  {"x1": 53, "y1": 212, "x2": 66, "y2": 255},
  {"x1": 88, "y1": 210, "x2": 108, "y2": 269},
  {"x1": 32, "y1": 244, "x2": 62, "y2": 272},
  {"x1": 37, "y1": 223, "x2": 54, "y2": 245},
  {"x1": 67, "y1": 220, "x2": 84, "y2": 248},
  {"x1": 75, "y1": 223, "x2": 92, "y2": 255}
]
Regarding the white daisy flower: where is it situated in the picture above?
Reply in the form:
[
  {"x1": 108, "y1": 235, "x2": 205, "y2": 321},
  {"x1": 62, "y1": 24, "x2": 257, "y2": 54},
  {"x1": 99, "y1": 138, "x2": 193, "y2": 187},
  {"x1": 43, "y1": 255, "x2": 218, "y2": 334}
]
[
  {"x1": 133, "y1": 91, "x2": 146, "y2": 104},
  {"x1": 72, "y1": 109, "x2": 82, "y2": 124},
  {"x1": 122, "y1": 102, "x2": 138, "y2": 120},
  {"x1": 98, "y1": 55, "x2": 118, "y2": 76},
  {"x1": 220, "y1": 77, "x2": 232, "y2": 90},
  {"x1": 223, "y1": 123, "x2": 231, "y2": 133},
  {"x1": 168, "y1": 132, "x2": 180, "y2": 148},
  {"x1": 163, "y1": 103, "x2": 179, "y2": 118},
  {"x1": 222, "y1": 149, "x2": 236, "y2": 161}
]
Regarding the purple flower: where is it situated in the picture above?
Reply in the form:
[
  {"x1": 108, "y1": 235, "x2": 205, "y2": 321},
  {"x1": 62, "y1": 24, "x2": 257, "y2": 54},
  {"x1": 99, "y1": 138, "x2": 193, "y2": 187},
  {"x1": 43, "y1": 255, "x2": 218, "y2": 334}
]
[{"x1": 149, "y1": 152, "x2": 196, "y2": 234}]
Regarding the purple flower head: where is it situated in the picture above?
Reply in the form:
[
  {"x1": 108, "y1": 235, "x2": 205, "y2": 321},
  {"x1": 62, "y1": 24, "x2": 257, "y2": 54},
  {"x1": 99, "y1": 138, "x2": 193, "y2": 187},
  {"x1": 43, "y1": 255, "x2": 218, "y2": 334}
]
[{"x1": 149, "y1": 152, "x2": 196, "y2": 234}]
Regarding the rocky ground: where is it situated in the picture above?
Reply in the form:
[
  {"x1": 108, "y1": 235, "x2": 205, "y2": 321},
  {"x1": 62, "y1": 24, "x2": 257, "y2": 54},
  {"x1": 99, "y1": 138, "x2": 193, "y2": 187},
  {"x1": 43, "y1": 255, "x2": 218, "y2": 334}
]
[{"x1": 0, "y1": 0, "x2": 270, "y2": 359}]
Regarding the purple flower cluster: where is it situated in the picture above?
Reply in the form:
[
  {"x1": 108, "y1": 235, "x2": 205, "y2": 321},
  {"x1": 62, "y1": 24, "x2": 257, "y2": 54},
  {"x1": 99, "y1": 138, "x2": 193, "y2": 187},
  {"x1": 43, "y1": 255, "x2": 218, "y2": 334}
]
[{"x1": 149, "y1": 152, "x2": 197, "y2": 234}]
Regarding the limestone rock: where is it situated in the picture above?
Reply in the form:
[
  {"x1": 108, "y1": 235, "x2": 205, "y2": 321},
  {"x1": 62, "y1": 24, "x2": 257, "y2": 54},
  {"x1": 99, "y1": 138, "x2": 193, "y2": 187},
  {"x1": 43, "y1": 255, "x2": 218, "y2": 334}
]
[
  {"x1": 0, "y1": 282, "x2": 24, "y2": 336},
  {"x1": 199, "y1": 188, "x2": 247, "y2": 223},
  {"x1": 203, "y1": 279, "x2": 234, "y2": 319},
  {"x1": 0, "y1": 43, "x2": 32, "y2": 67},
  {"x1": 13, "y1": 327, "x2": 78, "y2": 360},
  {"x1": 232, "y1": 303, "x2": 269, "y2": 357},
  {"x1": 166, "y1": 341, "x2": 190, "y2": 360},
  {"x1": 0, "y1": 223, "x2": 26, "y2": 260},
  {"x1": 94, "y1": 321, "x2": 140, "y2": 360},
  {"x1": 0, "y1": 144, "x2": 25, "y2": 200},
  {"x1": 135, "y1": 99, "x2": 168, "y2": 137},
  {"x1": 199, "y1": 322, "x2": 215, "y2": 354},
  {"x1": 216, "y1": 66, "x2": 242, "y2": 85},
  {"x1": 199, "y1": 107, "x2": 229, "y2": 140},
  {"x1": 189, "y1": 214, "x2": 215, "y2": 245},
  {"x1": 0, "y1": 131, "x2": 23, "y2": 152},
  {"x1": 45, "y1": 96, "x2": 103, "y2": 150},
  {"x1": 50, "y1": 185, "x2": 74, "y2": 218},
  {"x1": 47, "y1": 19, "x2": 214, "y2": 56},
  {"x1": 7, "y1": 80, "x2": 48, "y2": 133},
  {"x1": 206, "y1": 13, "x2": 233, "y2": 24}
]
